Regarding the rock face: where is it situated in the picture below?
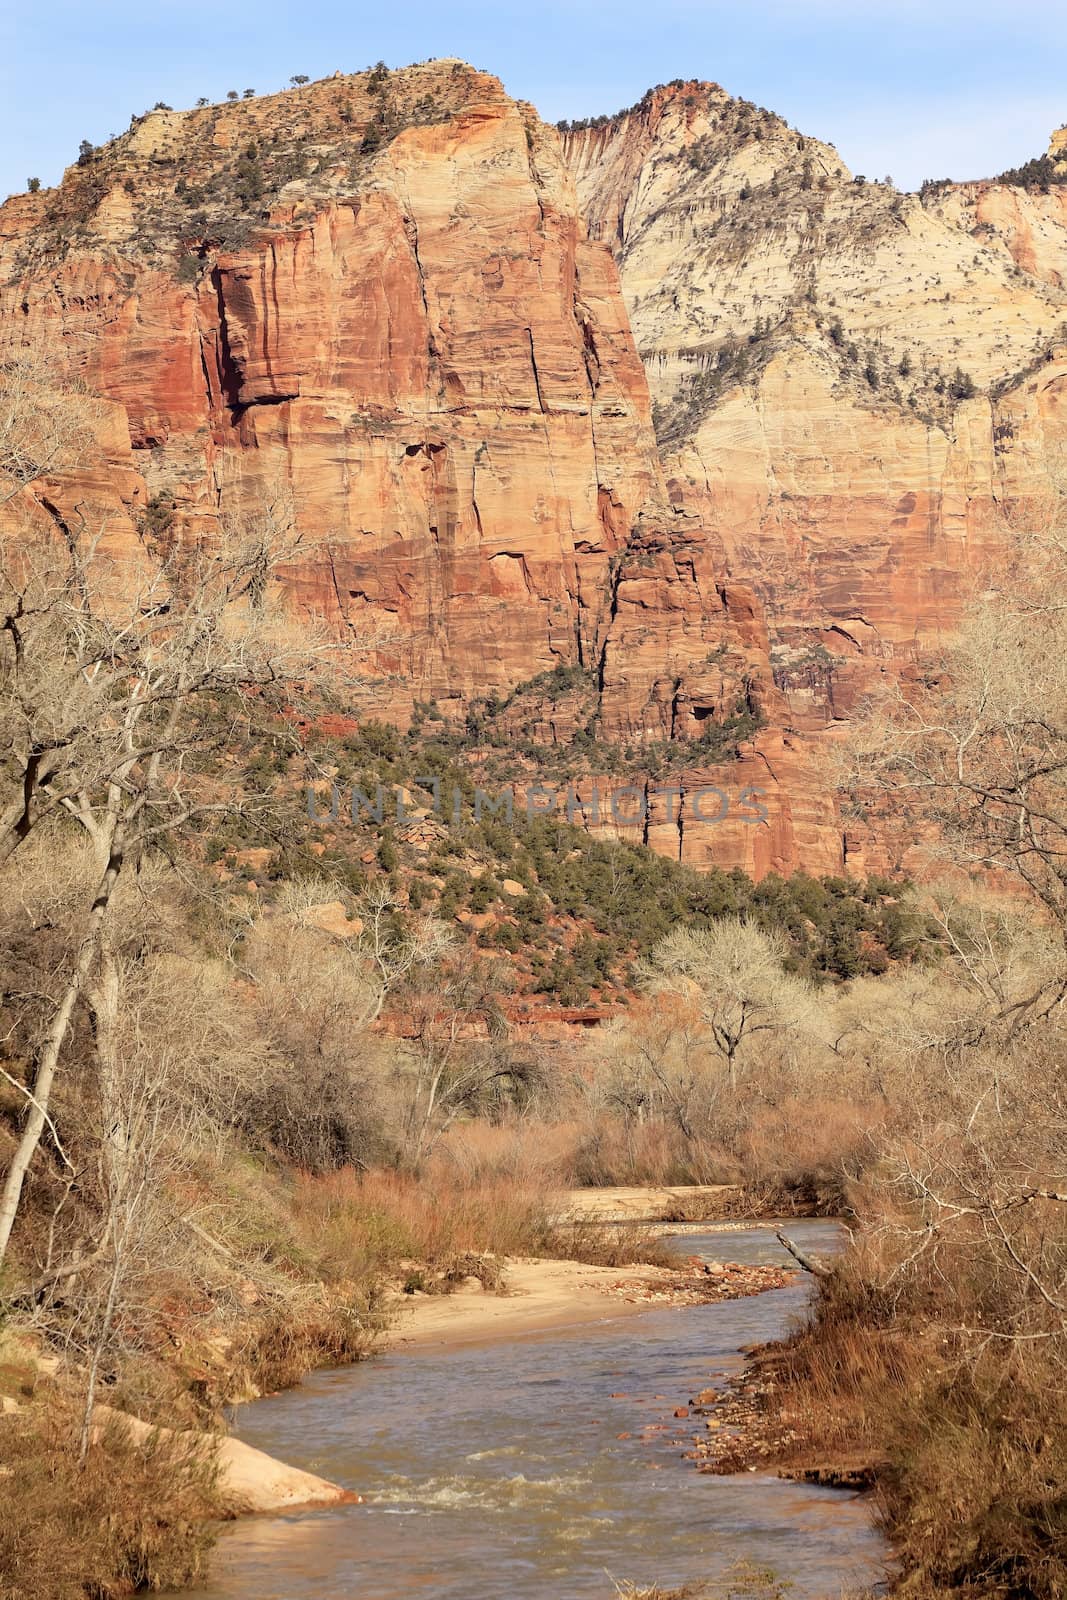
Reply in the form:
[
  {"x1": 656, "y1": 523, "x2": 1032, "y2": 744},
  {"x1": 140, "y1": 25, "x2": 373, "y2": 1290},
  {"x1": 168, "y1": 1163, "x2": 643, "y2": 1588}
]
[
  {"x1": 563, "y1": 86, "x2": 1067, "y2": 871},
  {"x1": 4, "y1": 67, "x2": 1067, "y2": 878},
  {"x1": 565, "y1": 84, "x2": 1067, "y2": 413},
  {"x1": 0, "y1": 64, "x2": 676, "y2": 713},
  {"x1": 1050, "y1": 126, "x2": 1067, "y2": 176},
  {"x1": 0, "y1": 64, "x2": 789, "y2": 876}
]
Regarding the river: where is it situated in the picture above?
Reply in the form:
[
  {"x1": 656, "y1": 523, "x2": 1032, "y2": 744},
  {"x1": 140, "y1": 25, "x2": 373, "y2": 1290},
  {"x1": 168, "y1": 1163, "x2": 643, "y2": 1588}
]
[{"x1": 185, "y1": 1221, "x2": 887, "y2": 1598}]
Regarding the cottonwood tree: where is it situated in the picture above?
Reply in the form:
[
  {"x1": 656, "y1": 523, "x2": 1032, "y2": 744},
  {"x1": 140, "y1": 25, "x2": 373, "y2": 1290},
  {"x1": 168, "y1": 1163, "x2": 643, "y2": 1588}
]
[
  {"x1": 68, "y1": 951, "x2": 199, "y2": 1458},
  {"x1": 841, "y1": 523, "x2": 1067, "y2": 1345},
  {"x1": 394, "y1": 953, "x2": 533, "y2": 1167},
  {"x1": 593, "y1": 993, "x2": 715, "y2": 1153},
  {"x1": 824, "y1": 894, "x2": 1063, "y2": 1089},
  {"x1": 238, "y1": 883, "x2": 450, "y2": 1170},
  {"x1": 863, "y1": 1013, "x2": 1067, "y2": 1354},
  {"x1": 254, "y1": 876, "x2": 436, "y2": 1032},
  {"x1": 643, "y1": 919, "x2": 813, "y2": 1089},
  {"x1": 349, "y1": 881, "x2": 454, "y2": 1029},
  {"x1": 11, "y1": 922, "x2": 274, "y2": 1456}
]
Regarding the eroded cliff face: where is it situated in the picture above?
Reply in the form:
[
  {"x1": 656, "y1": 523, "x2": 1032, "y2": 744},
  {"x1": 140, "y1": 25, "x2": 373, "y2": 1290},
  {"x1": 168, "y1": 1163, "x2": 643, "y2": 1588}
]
[
  {"x1": 1, "y1": 64, "x2": 797, "y2": 876},
  {"x1": 563, "y1": 83, "x2": 1067, "y2": 792},
  {"x1": 1050, "y1": 125, "x2": 1067, "y2": 176},
  {"x1": 0, "y1": 64, "x2": 702, "y2": 710},
  {"x1": 6, "y1": 67, "x2": 1066, "y2": 880},
  {"x1": 564, "y1": 84, "x2": 1067, "y2": 411}
]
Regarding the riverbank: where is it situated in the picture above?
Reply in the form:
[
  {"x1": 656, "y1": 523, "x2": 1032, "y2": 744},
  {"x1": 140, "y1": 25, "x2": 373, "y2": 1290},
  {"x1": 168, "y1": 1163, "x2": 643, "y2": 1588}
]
[
  {"x1": 688, "y1": 1199, "x2": 1067, "y2": 1600},
  {"x1": 389, "y1": 1253, "x2": 796, "y2": 1351},
  {"x1": 557, "y1": 1185, "x2": 739, "y2": 1223},
  {"x1": 677, "y1": 1344, "x2": 882, "y2": 1488},
  {"x1": 92, "y1": 1404, "x2": 360, "y2": 1514},
  {"x1": 557, "y1": 1184, "x2": 842, "y2": 1226}
]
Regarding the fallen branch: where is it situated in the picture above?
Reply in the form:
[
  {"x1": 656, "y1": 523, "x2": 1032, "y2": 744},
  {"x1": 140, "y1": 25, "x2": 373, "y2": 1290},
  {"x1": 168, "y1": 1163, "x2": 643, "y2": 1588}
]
[{"x1": 776, "y1": 1230, "x2": 831, "y2": 1278}]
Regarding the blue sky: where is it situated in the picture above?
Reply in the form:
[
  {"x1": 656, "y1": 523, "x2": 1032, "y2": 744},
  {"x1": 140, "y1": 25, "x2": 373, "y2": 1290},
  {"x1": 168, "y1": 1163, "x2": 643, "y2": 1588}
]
[{"x1": 3, "y1": 1, "x2": 1065, "y2": 201}]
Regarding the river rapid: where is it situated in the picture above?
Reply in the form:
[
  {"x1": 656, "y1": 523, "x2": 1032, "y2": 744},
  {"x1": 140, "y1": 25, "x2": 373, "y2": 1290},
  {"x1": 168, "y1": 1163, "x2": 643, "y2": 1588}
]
[{"x1": 184, "y1": 1221, "x2": 887, "y2": 1599}]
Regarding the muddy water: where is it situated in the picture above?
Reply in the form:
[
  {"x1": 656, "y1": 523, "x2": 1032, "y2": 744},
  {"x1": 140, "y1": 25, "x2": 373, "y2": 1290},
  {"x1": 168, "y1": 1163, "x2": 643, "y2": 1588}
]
[{"x1": 189, "y1": 1222, "x2": 887, "y2": 1599}]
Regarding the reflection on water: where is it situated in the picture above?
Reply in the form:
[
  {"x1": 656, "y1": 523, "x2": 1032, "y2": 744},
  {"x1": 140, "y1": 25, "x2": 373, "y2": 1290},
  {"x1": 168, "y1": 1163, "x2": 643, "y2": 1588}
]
[{"x1": 181, "y1": 1222, "x2": 887, "y2": 1600}]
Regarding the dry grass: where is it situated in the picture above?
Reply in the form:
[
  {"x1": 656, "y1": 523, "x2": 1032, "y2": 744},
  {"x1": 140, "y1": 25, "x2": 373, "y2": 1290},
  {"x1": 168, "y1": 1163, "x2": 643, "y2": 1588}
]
[
  {"x1": 434, "y1": 1117, "x2": 576, "y2": 1183},
  {"x1": 0, "y1": 1398, "x2": 223, "y2": 1600},
  {"x1": 773, "y1": 1212, "x2": 1067, "y2": 1600},
  {"x1": 224, "y1": 1298, "x2": 383, "y2": 1400},
  {"x1": 615, "y1": 1586, "x2": 705, "y2": 1600},
  {"x1": 540, "y1": 1218, "x2": 679, "y2": 1269},
  {"x1": 290, "y1": 1164, "x2": 558, "y2": 1277},
  {"x1": 730, "y1": 1096, "x2": 879, "y2": 1194},
  {"x1": 289, "y1": 1164, "x2": 679, "y2": 1282},
  {"x1": 572, "y1": 1116, "x2": 702, "y2": 1187},
  {"x1": 569, "y1": 1097, "x2": 879, "y2": 1198},
  {"x1": 879, "y1": 1361, "x2": 1067, "y2": 1599}
]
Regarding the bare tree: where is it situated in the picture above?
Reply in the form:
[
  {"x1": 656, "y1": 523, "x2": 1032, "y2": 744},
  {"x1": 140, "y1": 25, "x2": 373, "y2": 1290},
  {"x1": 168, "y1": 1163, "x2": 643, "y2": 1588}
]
[
  {"x1": 0, "y1": 345, "x2": 95, "y2": 509},
  {"x1": 643, "y1": 919, "x2": 813, "y2": 1089},
  {"x1": 345, "y1": 881, "x2": 453, "y2": 1029},
  {"x1": 595, "y1": 995, "x2": 712, "y2": 1137},
  {"x1": 12, "y1": 931, "x2": 275, "y2": 1455},
  {"x1": 0, "y1": 488, "x2": 324, "y2": 1264},
  {"x1": 234, "y1": 879, "x2": 458, "y2": 1169},
  {"x1": 859, "y1": 1011, "x2": 1067, "y2": 1358},
  {"x1": 848, "y1": 523, "x2": 1067, "y2": 1028},
  {"x1": 241, "y1": 911, "x2": 390, "y2": 1171},
  {"x1": 395, "y1": 954, "x2": 527, "y2": 1167}
]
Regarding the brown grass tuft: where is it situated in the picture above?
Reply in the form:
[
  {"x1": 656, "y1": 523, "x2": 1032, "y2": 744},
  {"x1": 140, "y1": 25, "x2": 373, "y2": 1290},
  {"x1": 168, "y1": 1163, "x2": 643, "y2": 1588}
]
[
  {"x1": 0, "y1": 1398, "x2": 223, "y2": 1600},
  {"x1": 772, "y1": 1216, "x2": 1067, "y2": 1600},
  {"x1": 540, "y1": 1218, "x2": 679, "y2": 1269}
]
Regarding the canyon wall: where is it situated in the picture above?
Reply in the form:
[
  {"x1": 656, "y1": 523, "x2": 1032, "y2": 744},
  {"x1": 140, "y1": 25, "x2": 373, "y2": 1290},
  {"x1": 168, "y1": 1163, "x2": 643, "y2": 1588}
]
[
  {"x1": 0, "y1": 64, "x2": 828, "y2": 877},
  {"x1": 563, "y1": 84, "x2": 1067, "y2": 736},
  {"x1": 4, "y1": 66, "x2": 1066, "y2": 878},
  {"x1": 0, "y1": 64, "x2": 676, "y2": 708},
  {"x1": 562, "y1": 84, "x2": 1067, "y2": 872}
]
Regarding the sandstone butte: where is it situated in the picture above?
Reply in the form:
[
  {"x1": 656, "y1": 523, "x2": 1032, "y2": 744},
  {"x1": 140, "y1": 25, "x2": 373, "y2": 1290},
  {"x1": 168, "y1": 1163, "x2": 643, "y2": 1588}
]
[{"x1": 2, "y1": 63, "x2": 1066, "y2": 878}]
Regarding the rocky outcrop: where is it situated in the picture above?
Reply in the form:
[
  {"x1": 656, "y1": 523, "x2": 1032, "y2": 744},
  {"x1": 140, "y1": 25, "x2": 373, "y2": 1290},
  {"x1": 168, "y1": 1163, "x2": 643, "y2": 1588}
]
[
  {"x1": 1050, "y1": 126, "x2": 1067, "y2": 176},
  {"x1": 564, "y1": 84, "x2": 1067, "y2": 419}
]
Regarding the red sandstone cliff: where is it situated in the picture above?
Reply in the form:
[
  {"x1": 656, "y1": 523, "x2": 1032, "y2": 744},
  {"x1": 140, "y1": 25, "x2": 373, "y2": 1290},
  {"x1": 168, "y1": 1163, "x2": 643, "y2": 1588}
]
[
  {"x1": 0, "y1": 64, "x2": 811, "y2": 877},
  {"x1": 5, "y1": 67, "x2": 1066, "y2": 879},
  {"x1": 0, "y1": 64, "x2": 672, "y2": 708},
  {"x1": 561, "y1": 83, "x2": 1067, "y2": 871}
]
